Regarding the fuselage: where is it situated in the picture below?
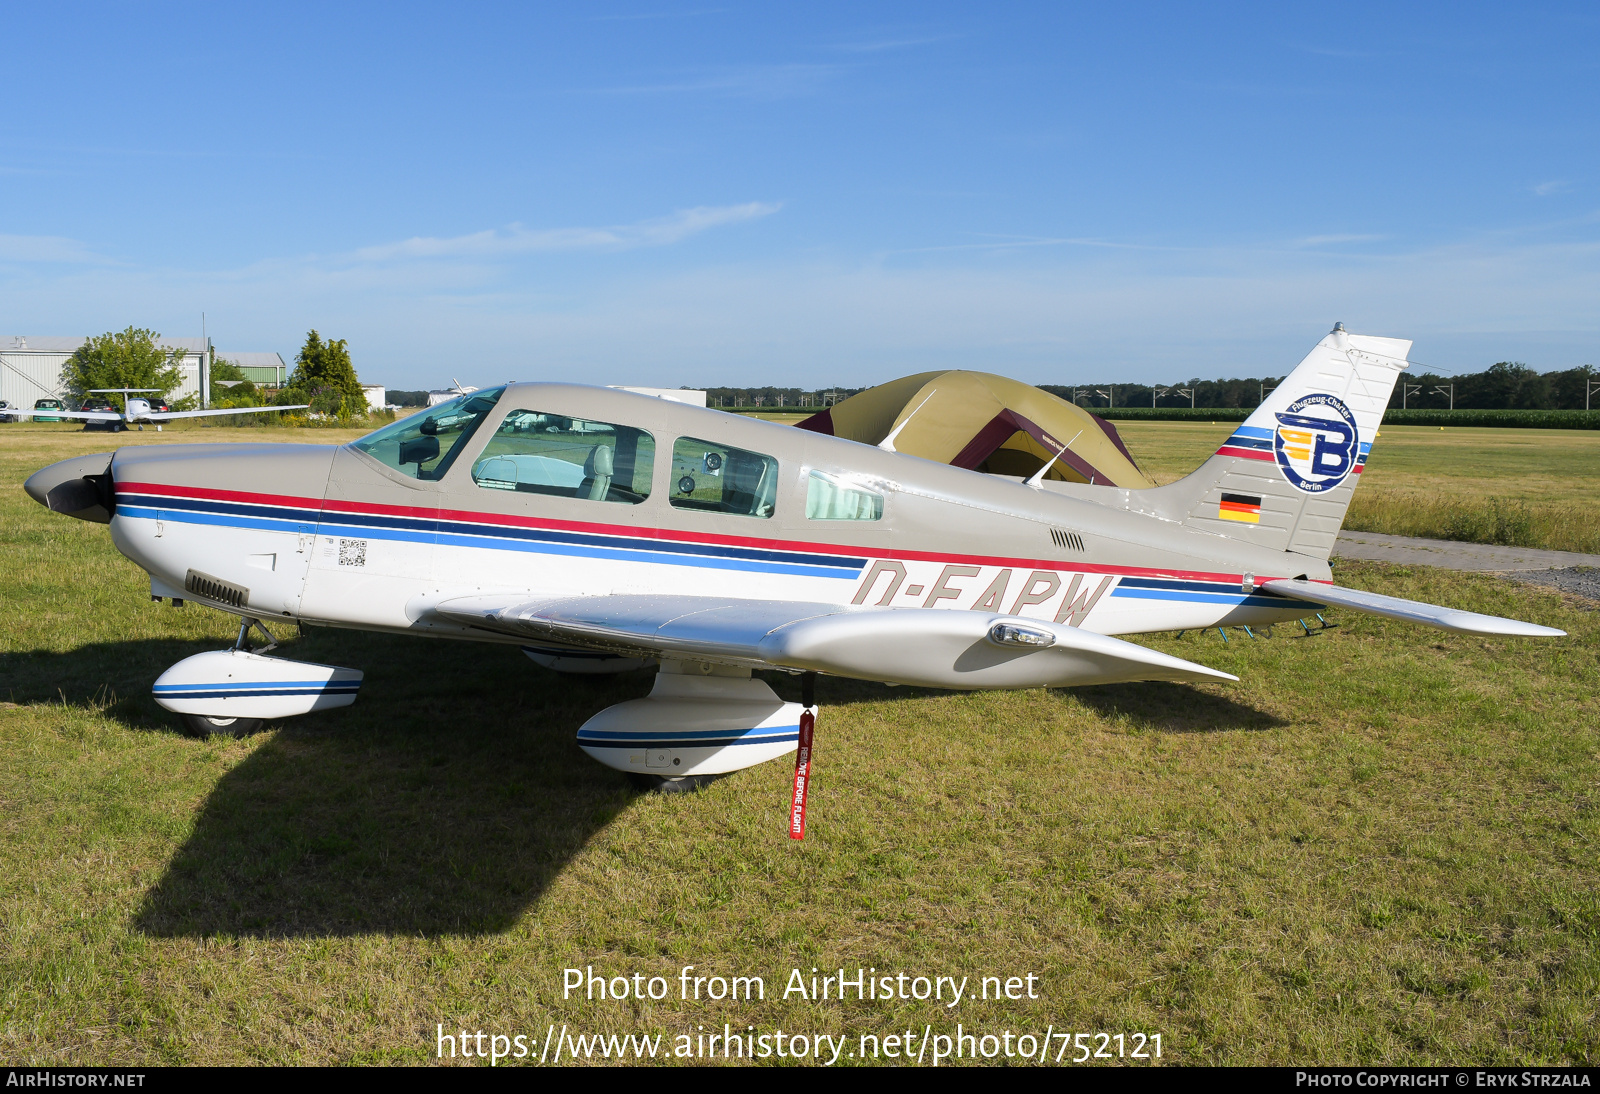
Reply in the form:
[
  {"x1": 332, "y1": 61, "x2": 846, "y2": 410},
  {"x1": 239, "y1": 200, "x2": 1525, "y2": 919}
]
[{"x1": 103, "y1": 383, "x2": 1328, "y2": 643}]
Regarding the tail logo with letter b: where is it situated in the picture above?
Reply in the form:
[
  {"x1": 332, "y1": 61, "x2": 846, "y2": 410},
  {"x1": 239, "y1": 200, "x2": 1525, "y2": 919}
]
[{"x1": 1273, "y1": 394, "x2": 1359, "y2": 494}]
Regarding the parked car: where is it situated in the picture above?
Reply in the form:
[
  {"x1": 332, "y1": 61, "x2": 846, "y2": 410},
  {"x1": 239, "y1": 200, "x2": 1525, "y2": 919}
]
[
  {"x1": 32, "y1": 397, "x2": 67, "y2": 422},
  {"x1": 0, "y1": 399, "x2": 16, "y2": 423},
  {"x1": 79, "y1": 395, "x2": 119, "y2": 431}
]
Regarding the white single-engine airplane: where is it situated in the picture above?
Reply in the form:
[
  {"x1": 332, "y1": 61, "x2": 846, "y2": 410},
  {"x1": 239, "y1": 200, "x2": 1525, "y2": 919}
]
[
  {"x1": 13, "y1": 387, "x2": 308, "y2": 431},
  {"x1": 24, "y1": 327, "x2": 1564, "y2": 820}
]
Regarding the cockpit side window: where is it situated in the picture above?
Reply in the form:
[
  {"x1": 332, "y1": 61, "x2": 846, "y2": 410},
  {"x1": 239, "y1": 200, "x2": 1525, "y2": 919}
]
[
  {"x1": 471, "y1": 411, "x2": 655, "y2": 504},
  {"x1": 668, "y1": 437, "x2": 778, "y2": 518},
  {"x1": 805, "y1": 470, "x2": 884, "y2": 520},
  {"x1": 350, "y1": 388, "x2": 504, "y2": 480}
]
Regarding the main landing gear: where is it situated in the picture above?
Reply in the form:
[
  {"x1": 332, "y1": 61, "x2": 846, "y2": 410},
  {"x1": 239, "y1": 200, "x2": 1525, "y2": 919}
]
[
  {"x1": 627, "y1": 772, "x2": 723, "y2": 794},
  {"x1": 578, "y1": 663, "x2": 819, "y2": 805}
]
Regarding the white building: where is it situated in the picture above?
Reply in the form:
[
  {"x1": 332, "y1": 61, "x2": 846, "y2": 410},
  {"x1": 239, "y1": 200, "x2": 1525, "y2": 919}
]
[
  {"x1": 362, "y1": 385, "x2": 386, "y2": 412},
  {"x1": 2, "y1": 336, "x2": 211, "y2": 409},
  {"x1": 2, "y1": 336, "x2": 288, "y2": 409}
]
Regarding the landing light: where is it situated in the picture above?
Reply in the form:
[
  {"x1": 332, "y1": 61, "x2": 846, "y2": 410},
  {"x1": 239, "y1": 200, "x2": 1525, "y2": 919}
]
[{"x1": 987, "y1": 622, "x2": 1055, "y2": 649}]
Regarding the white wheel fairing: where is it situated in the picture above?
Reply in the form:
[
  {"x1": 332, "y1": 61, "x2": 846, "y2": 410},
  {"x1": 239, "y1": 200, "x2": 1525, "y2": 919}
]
[
  {"x1": 153, "y1": 650, "x2": 363, "y2": 719},
  {"x1": 576, "y1": 670, "x2": 802, "y2": 777}
]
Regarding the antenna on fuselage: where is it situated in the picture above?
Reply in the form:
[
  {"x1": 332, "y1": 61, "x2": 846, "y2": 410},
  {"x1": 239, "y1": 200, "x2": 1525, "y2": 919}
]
[
  {"x1": 1025, "y1": 429, "x2": 1083, "y2": 489},
  {"x1": 878, "y1": 391, "x2": 936, "y2": 453}
]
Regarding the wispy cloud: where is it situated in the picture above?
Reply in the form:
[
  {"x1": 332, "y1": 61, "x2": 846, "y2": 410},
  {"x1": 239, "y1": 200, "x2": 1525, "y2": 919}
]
[
  {"x1": 583, "y1": 63, "x2": 839, "y2": 98},
  {"x1": 1294, "y1": 45, "x2": 1379, "y2": 59},
  {"x1": 885, "y1": 234, "x2": 1162, "y2": 257},
  {"x1": 1295, "y1": 233, "x2": 1388, "y2": 246},
  {"x1": 1533, "y1": 179, "x2": 1570, "y2": 197},
  {"x1": 590, "y1": 7, "x2": 729, "y2": 21},
  {"x1": 7, "y1": 217, "x2": 1599, "y2": 389},
  {"x1": 346, "y1": 203, "x2": 780, "y2": 264},
  {"x1": 830, "y1": 34, "x2": 957, "y2": 53},
  {"x1": 0, "y1": 233, "x2": 108, "y2": 264}
]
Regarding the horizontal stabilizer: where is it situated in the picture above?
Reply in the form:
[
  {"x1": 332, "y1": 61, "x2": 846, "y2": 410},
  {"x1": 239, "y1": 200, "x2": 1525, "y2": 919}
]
[
  {"x1": 426, "y1": 593, "x2": 1238, "y2": 690},
  {"x1": 1258, "y1": 579, "x2": 1565, "y2": 637}
]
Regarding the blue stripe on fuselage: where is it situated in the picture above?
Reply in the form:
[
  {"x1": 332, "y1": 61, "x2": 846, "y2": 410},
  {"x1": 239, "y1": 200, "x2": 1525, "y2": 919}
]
[
  {"x1": 1110, "y1": 575, "x2": 1305, "y2": 609},
  {"x1": 117, "y1": 494, "x2": 866, "y2": 579}
]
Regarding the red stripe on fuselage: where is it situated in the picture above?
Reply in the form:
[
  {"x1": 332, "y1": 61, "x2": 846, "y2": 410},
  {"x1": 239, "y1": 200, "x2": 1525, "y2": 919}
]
[{"x1": 114, "y1": 480, "x2": 1298, "y2": 586}]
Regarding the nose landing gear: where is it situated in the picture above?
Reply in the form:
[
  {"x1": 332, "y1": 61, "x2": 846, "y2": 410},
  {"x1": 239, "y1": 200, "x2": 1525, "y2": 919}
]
[
  {"x1": 155, "y1": 617, "x2": 363, "y2": 739},
  {"x1": 176, "y1": 618, "x2": 279, "y2": 738}
]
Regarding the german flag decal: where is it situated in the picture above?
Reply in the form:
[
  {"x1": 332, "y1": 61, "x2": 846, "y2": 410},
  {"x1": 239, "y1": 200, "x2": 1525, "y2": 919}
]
[{"x1": 1218, "y1": 492, "x2": 1263, "y2": 523}]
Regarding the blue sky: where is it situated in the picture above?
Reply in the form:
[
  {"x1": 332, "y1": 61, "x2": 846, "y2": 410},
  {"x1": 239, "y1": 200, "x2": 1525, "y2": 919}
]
[{"x1": 3, "y1": 3, "x2": 1597, "y2": 389}]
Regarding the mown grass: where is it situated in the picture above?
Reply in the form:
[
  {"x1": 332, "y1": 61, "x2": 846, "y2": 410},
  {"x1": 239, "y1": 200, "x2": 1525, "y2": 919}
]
[
  {"x1": 1, "y1": 423, "x2": 1597, "y2": 1066},
  {"x1": 1115, "y1": 421, "x2": 1600, "y2": 554}
]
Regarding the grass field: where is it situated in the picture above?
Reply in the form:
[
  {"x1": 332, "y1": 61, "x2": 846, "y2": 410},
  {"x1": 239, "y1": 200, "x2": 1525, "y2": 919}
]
[
  {"x1": 1115, "y1": 421, "x2": 1600, "y2": 555},
  {"x1": 1, "y1": 422, "x2": 1596, "y2": 1066}
]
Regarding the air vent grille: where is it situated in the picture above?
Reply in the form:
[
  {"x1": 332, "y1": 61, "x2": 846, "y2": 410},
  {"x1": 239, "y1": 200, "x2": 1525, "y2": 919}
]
[
  {"x1": 185, "y1": 569, "x2": 248, "y2": 608},
  {"x1": 1049, "y1": 528, "x2": 1086, "y2": 552}
]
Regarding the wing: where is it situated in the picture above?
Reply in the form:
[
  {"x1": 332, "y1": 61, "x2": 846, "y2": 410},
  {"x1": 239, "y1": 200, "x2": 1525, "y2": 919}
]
[
  {"x1": 144, "y1": 404, "x2": 310, "y2": 421},
  {"x1": 12, "y1": 409, "x2": 121, "y2": 421},
  {"x1": 424, "y1": 593, "x2": 1237, "y2": 689},
  {"x1": 1257, "y1": 578, "x2": 1565, "y2": 637}
]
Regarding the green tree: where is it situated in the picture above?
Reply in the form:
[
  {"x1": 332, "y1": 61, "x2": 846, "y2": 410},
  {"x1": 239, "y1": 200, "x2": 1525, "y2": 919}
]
[
  {"x1": 1466, "y1": 361, "x2": 1549, "y2": 409},
  {"x1": 286, "y1": 330, "x2": 363, "y2": 415},
  {"x1": 209, "y1": 358, "x2": 261, "y2": 407},
  {"x1": 1547, "y1": 364, "x2": 1598, "y2": 410},
  {"x1": 62, "y1": 328, "x2": 186, "y2": 406}
]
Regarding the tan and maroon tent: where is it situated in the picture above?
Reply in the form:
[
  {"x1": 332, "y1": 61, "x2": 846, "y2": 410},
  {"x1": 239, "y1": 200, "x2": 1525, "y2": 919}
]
[{"x1": 797, "y1": 371, "x2": 1154, "y2": 489}]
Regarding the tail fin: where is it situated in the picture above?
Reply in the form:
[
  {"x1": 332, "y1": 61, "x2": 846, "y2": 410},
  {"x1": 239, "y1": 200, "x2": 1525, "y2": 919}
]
[{"x1": 1148, "y1": 326, "x2": 1411, "y2": 560}]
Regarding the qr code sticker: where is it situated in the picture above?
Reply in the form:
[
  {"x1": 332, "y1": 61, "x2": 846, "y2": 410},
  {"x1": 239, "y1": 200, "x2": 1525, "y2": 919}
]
[{"x1": 338, "y1": 538, "x2": 368, "y2": 567}]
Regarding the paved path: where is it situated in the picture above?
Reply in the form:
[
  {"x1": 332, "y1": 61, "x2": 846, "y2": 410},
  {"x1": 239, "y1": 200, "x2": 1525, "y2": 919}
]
[{"x1": 1333, "y1": 530, "x2": 1600, "y2": 572}]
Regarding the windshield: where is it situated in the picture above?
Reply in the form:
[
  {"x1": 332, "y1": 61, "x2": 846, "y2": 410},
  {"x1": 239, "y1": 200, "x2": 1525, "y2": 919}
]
[{"x1": 350, "y1": 388, "x2": 504, "y2": 480}]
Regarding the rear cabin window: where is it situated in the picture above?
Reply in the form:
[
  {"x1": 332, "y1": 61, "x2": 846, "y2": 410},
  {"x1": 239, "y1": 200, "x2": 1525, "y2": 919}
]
[
  {"x1": 669, "y1": 437, "x2": 778, "y2": 518},
  {"x1": 472, "y1": 411, "x2": 655, "y2": 504},
  {"x1": 805, "y1": 470, "x2": 884, "y2": 521},
  {"x1": 350, "y1": 388, "x2": 503, "y2": 480}
]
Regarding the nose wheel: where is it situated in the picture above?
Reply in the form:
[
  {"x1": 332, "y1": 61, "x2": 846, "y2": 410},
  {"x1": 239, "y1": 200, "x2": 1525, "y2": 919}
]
[
  {"x1": 178, "y1": 713, "x2": 265, "y2": 739},
  {"x1": 173, "y1": 618, "x2": 278, "y2": 738}
]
